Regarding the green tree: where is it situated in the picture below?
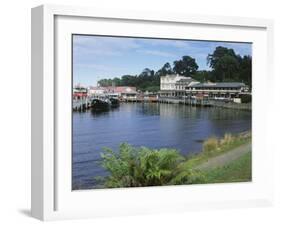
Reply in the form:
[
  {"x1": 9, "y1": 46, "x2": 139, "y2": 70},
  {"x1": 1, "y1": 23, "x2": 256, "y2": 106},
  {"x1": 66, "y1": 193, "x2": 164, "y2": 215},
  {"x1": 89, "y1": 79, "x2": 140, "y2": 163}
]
[
  {"x1": 207, "y1": 46, "x2": 239, "y2": 81},
  {"x1": 216, "y1": 55, "x2": 239, "y2": 81},
  {"x1": 121, "y1": 75, "x2": 138, "y2": 86},
  {"x1": 173, "y1": 56, "x2": 198, "y2": 77},
  {"x1": 194, "y1": 70, "x2": 212, "y2": 83},
  {"x1": 156, "y1": 62, "x2": 173, "y2": 77},
  {"x1": 238, "y1": 55, "x2": 252, "y2": 86},
  {"x1": 137, "y1": 68, "x2": 160, "y2": 91},
  {"x1": 98, "y1": 78, "x2": 112, "y2": 87},
  {"x1": 112, "y1": 77, "x2": 121, "y2": 86}
]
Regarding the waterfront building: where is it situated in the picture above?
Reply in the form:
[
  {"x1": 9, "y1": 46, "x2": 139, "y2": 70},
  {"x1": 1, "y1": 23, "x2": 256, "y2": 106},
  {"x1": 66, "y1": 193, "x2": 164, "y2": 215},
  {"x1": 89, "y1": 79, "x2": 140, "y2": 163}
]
[
  {"x1": 143, "y1": 91, "x2": 158, "y2": 102},
  {"x1": 87, "y1": 86, "x2": 138, "y2": 100},
  {"x1": 73, "y1": 85, "x2": 90, "y2": 111},
  {"x1": 159, "y1": 74, "x2": 199, "y2": 98},
  {"x1": 105, "y1": 86, "x2": 138, "y2": 100},
  {"x1": 186, "y1": 82, "x2": 248, "y2": 99},
  {"x1": 174, "y1": 77, "x2": 200, "y2": 97},
  {"x1": 175, "y1": 77, "x2": 200, "y2": 90},
  {"x1": 88, "y1": 86, "x2": 106, "y2": 96},
  {"x1": 160, "y1": 74, "x2": 186, "y2": 90},
  {"x1": 159, "y1": 74, "x2": 250, "y2": 101},
  {"x1": 160, "y1": 74, "x2": 186, "y2": 98},
  {"x1": 73, "y1": 85, "x2": 88, "y2": 100}
]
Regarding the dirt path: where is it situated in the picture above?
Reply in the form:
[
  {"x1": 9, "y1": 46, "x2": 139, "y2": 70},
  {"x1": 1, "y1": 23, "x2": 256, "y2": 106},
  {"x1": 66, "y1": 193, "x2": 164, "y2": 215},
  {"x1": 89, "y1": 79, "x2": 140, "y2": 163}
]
[{"x1": 195, "y1": 142, "x2": 251, "y2": 171}]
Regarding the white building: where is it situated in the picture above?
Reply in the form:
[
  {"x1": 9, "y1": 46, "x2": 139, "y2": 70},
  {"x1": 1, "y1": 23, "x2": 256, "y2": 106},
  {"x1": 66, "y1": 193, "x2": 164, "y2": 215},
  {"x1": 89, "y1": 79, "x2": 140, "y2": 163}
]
[
  {"x1": 88, "y1": 86, "x2": 106, "y2": 96},
  {"x1": 160, "y1": 74, "x2": 186, "y2": 90},
  {"x1": 186, "y1": 82, "x2": 248, "y2": 99},
  {"x1": 160, "y1": 74, "x2": 200, "y2": 97},
  {"x1": 175, "y1": 77, "x2": 200, "y2": 90}
]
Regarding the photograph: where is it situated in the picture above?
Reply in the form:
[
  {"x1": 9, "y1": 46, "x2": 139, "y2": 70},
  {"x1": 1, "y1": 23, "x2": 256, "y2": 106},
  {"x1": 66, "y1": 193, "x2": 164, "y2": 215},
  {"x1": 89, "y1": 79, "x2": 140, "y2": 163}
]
[{"x1": 72, "y1": 35, "x2": 252, "y2": 190}]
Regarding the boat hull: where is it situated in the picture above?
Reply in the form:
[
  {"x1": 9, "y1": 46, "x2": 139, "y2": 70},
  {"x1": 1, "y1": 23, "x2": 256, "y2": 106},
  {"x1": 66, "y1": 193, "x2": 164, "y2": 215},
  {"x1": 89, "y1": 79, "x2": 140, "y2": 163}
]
[
  {"x1": 109, "y1": 98, "x2": 120, "y2": 108},
  {"x1": 91, "y1": 99, "x2": 110, "y2": 112}
]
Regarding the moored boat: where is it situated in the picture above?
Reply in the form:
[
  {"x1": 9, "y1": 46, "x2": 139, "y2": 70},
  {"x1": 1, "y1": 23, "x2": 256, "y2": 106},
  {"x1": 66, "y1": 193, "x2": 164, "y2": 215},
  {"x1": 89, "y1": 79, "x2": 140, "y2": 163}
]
[
  {"x1": 91, "y1": 99, "x2": 110, "y2": 112},
  {"x1": 109, "y1": 98, "x2": 120, "y2": 108}
]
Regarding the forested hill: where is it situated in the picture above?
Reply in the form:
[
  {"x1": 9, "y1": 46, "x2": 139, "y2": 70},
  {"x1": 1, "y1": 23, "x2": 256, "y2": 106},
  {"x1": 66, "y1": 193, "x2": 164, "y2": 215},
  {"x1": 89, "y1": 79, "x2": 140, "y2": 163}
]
[{"x1": 98, "y1": 46, "x2": 252, "y2": 92}]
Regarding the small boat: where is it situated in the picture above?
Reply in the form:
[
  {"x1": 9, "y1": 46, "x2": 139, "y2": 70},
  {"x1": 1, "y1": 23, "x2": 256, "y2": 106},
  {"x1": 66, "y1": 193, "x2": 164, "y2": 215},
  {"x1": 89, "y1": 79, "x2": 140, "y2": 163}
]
[
  {"x1": 91, "y1": 99, "x2": 110, "y2": 112},
  {"x1": 109, "y1": 98, "x2": 120, "y2": 108}
]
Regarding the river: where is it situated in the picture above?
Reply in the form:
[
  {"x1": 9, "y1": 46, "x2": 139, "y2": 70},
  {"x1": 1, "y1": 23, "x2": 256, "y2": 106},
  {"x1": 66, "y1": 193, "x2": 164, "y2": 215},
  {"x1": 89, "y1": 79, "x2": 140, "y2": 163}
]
[{"x1": 72, "y1": 103, "x2": 251, "y2": 189}]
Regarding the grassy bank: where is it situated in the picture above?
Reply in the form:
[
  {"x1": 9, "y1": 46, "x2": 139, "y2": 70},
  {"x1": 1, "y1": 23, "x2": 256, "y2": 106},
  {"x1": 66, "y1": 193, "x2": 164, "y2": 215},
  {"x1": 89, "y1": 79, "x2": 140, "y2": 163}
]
[
  {"x1": 202, "y1": 151, "x2": 252, "y2": 183},
  {"x1": 183, "y1": 132, "x2": 251, "y2": 169},
  {"x1": 95, "y1": 131, "x2": 251, "y2": 188}
]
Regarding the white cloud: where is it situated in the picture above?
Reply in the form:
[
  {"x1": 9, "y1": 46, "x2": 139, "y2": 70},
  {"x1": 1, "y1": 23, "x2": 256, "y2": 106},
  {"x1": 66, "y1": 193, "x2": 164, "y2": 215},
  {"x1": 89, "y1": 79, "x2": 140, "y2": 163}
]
[
  {"x1": 73, "y1": 35, "x2": 141, "y2": 57},
  {"x1": 136, "y1": 49, "x2": 176, "y2": 57}
]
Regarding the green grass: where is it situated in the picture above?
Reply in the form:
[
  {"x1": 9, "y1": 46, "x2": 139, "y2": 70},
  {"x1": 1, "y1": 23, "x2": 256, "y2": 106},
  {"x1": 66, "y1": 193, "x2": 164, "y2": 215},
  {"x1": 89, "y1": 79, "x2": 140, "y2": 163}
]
[
  {"x1": 183, "y1": 133, "x2": 251, "y2": 169},
  {"x1": 202, "y1": 151, "x2": 252, "y2": 184}
]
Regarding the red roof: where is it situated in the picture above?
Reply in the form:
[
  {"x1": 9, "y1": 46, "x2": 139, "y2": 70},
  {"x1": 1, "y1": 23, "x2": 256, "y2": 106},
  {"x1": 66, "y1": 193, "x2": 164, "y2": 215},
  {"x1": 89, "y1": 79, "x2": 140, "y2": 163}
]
[{"x1": 73, "y1": 93, "x2": 87, "y2": 97}]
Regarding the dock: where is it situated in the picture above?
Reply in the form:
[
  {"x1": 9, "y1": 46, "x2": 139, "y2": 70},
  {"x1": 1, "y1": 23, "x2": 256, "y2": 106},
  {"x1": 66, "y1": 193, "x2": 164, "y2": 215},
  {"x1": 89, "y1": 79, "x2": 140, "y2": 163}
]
[{"x1": 73, "y1": 96, "x2": 251, "y2": 112}]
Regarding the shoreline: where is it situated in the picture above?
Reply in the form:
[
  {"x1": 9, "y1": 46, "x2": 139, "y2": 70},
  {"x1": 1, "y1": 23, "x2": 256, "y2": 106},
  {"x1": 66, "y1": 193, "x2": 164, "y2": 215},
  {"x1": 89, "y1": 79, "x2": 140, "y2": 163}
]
[
  {"x1": 73, "y1": 131, "x2": 251, "y2": 190},
  {"x1": 183, "y1": 131, "x2": 251, "y2": 168},
  {"x1": 195, "y1": 141, "x2": 251, "y2": 171},
  {"x1": 73, "y1": 98, "x2": 252, "y2": 112}
]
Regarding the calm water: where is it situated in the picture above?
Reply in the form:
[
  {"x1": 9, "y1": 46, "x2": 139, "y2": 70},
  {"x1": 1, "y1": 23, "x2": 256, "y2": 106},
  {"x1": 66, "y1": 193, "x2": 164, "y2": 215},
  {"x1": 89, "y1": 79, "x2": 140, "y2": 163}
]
[{"x1": 72, "y1": 103, "x2": 251, "y2": 189}]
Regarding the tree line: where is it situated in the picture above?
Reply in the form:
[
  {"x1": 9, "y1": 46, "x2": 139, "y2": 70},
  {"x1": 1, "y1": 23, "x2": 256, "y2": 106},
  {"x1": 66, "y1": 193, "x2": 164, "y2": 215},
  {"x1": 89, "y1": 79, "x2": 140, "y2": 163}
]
[{"x1": 98, "y1": 46, "x2": 252, "y2": 92}]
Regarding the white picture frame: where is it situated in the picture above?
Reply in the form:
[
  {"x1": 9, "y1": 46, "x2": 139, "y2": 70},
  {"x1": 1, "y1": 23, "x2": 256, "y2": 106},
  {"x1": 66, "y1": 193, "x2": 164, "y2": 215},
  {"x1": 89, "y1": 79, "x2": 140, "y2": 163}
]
[{"x1": 31, "y1": 4, "x2": 274, "y2": 221}]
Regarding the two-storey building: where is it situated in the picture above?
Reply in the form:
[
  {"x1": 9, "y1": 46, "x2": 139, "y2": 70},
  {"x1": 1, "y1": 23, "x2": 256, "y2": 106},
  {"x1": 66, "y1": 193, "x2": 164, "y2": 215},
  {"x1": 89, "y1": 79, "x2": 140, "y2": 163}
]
[
  {"x1": 159, "y1": 74, "x2": 196, "y2": 97},
  {"x1": 186, "y1": 82, "x2": 248, "y2": 99},
  {"x1": 159, "y1": 74, "x2": 249, "y2": 100}
]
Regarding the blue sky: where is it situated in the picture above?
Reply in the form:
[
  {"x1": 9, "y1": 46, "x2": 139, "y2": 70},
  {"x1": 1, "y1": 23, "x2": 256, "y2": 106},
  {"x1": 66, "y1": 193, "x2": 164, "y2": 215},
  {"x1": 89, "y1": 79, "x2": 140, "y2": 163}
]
[{"x1": 73, "y1": 35, "x2": 252, "y2": 86}]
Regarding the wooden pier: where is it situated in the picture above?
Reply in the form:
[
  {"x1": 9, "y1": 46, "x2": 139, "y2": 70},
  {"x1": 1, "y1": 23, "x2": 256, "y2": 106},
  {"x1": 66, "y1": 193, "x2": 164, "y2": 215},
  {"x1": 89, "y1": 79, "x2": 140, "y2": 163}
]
[
  {"x1": 73, "y1": 98, "x2": 92, "y2": 111},
  {"x1": 158, "y1": 97, "x2": 212, "y2": 107},
  {"x1": 73, "y1": 96, "x2": 251, "y2": 111},
  {"x1": 158, "y1": 97, "x2": 251, "y2": 110}
]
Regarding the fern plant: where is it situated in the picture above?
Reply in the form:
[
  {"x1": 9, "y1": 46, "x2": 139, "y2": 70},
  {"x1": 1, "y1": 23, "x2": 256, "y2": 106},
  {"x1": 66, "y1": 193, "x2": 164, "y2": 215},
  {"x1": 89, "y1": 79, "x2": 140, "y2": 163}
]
[{"x1": 100, "y1": 143, "x2": 204, "y2": 188}]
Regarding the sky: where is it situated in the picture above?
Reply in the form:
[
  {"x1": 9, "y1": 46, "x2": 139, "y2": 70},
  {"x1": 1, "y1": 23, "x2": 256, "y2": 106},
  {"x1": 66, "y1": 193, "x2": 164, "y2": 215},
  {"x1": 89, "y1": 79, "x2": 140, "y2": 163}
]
[{"x1": 73, "y1": 35, "x2": 252, "y2": 86}]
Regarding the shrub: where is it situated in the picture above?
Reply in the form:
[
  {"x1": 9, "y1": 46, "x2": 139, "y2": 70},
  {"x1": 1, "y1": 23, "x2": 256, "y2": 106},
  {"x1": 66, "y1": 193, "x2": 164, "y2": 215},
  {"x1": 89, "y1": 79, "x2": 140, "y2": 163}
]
[
  {"x1": 170, "y1": 162, "x2": 206, "y2": 185},
  {"x1": 203, "y1": 137, "x2": 219, "y2": 153},
  {"x1": 220, "y1": 133, "x2": 233, "y2": 146},
  {"x1": 100, "y1": 143, "x2": 203, "y2": 188}
]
